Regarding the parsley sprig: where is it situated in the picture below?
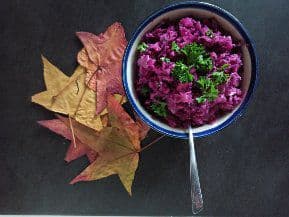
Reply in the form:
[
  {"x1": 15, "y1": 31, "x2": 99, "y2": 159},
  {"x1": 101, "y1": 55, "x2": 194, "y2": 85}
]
[
  {"x1": 181, "y1": 42, "x2": 213, "y2": 73},
  {"x1": 171, "y1": 41, "x2": 180, "y2": 53},
  {"x1": 151, "y1": 101, "x2": 167, "y2": 117},
  {"x1": 137, "y1": 42, "x2": 148, "y2": 52},
  {"x1": 170, "y1": 42, "x2": 213, "y2": 83},
  {"x1": 196, "y1": 70, "x2": 229, "y2": 103},
  {"x1": 211, "y1": 71, "x2": 229, "y2": 85},
  {"x1": 160, "y1": 57, "x2": 170, "y2": 63},
  {"x1": 196, "y1": 76, "x2": 219, "y2": 103},
  {"x1": 205, "y1": 29, "x2": 214, "y2": 38},
  {"x1": 220, "y1": 63, "x2": 230, "y2": 71},
  {"x1": 171, "y1": 61, "x2": 194, "y2": 83}
]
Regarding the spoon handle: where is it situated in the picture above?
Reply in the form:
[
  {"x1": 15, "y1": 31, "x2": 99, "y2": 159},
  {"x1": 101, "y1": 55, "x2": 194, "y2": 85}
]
[{"x1": 189, "y1": 127, "x2": 203, "y2": 214}]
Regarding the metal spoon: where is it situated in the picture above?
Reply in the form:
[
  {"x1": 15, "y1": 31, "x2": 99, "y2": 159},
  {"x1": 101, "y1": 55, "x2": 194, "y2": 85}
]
[{"x1": 189, "y1": 126, "x2": 203, "y2": 214}]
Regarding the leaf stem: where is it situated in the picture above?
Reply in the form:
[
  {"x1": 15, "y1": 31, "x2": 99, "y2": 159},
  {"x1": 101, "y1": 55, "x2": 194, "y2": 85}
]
[
  {"x1": 139, "y1": 135, "x2": 166, "y2": 152},
  {"x1": 68, "y1": 115, "x2": 77, "y2": 148}
]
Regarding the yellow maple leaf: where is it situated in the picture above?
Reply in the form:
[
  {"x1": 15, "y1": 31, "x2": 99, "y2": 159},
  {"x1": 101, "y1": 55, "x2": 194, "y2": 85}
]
[
  {"x1": 56, "y1": 96, "x2": 143, "y2": 195},
  {"x1": 31, "y1": 56, "x2": 125, "y2": 131},
  {"x1": 57, "y1": 114, "x2": 139, "y2": 195}
]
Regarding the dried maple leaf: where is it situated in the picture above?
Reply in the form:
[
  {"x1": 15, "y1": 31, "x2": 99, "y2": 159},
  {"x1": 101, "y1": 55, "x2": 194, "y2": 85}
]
[
  {"x1": 31, "y1": 56, "x2": 125, "y2": 131},
  {"x1": 57, "y1": 96, "x2": 143, "y2": 195},
  {"x1": 133, "y1": 112, "x2": 151, "y2": 140},
  {"x1": 70, "y1": 127, "x2": 139, "y2": 195},
  {"x1": 30, "y1": 22, "x2": 161, "y2": 196},
  {"x1": 38, "y1": 119, "x2": 97, "y2": 163},
  {"x1": 65, "y1": 141, "x2": 98, "y2": 163},
  {"x1": 76, "y1": 22, "x2": 127, "y2": 114},
  {"x1": 107, "y1": 95, "x2": 140, "y2": 148}
]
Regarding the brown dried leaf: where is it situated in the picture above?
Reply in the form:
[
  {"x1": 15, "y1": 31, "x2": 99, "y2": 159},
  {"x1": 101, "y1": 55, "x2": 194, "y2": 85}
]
[
  {"x1": 76, "y1": 22, "x2": 127, "y2": 114},
  {"x1": 38, "y1": 119, "x2": 97, "y2": 163},
  {"x1": 31, "y1": 56, "x2": 124, "y2": 131}
]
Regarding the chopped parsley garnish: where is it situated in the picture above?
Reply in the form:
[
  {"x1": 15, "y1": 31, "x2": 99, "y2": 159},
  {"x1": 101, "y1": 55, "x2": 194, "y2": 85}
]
[
  {"x1": 211, "y1": 71, "x2": 229, "y2": 85},
  {"x1": 137, "y1": 42, "x2": 148, "y2": 52},
  {"x1": 171, "y1": 41, "x2": 180, "y2": 53},
  {"x1": 195, "y1": 54, "x2": 213, "y2": 72},
  {"x1": 205, "y1": 29, "x2": 214, "y2": 38},
  {"x1": 171, "y1": 61, "x2": 193, "y2": 83},
  {"x1": 220, "y1": 63, "x2": 230, "y2": 71},
  {"x1": 196, "y1": 76, "x2": 219, "y2": 103},
  {"x1": 140, "y1": 86, "x2": 150, "y2": 96},
  {"x1": 196, "y1": 70, "x2": 229, "y2": 104},
  {"x1": 151, "y1": 101, "x2": 167, "y2": 117},
  {"x1": 160, "y1": 57, "x2": 170, "y2": 62},
  {"x1": 195, "y1": 95, "x2": 206, "y2": 103},
  {"x1": 181, "y1": 42, "x2": 213, "y2": 73},
  {"x1": 196, "y1": 76, "x2": 213, "y2": 90}
]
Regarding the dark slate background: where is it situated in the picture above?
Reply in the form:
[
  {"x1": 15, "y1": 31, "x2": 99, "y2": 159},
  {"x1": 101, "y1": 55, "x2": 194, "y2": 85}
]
[{"x1": 0, "y1": 0, "x2": 288, "y2": 216}]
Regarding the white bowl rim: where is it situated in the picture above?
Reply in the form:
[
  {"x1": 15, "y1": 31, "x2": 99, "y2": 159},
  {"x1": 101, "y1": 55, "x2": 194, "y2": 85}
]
[{"x1": 122, "y1": 1, "x2": 258, "y2": 139}]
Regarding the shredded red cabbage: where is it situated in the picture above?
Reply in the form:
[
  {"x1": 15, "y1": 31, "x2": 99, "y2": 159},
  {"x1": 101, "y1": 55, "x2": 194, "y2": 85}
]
[{"x1": 135, "y1": 17, "x2": 243, "y2": 128}]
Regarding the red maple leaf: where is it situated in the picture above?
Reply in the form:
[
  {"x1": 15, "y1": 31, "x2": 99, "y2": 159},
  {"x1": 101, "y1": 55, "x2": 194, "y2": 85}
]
[
  {"x1": 135, "y1": 113, "x2": 151, "y2": 140},
  {"x1": 76, "y1": 22, "x2": 127, "y2": 114},
  {"x1": 38, "y1": 119, "x2": 98, "y2": 163}
]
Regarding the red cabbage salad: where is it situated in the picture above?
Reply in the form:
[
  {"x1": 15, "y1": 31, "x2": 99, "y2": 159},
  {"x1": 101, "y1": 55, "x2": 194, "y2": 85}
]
[{"x1": 135, "y1": 17, "x2": 243, "y2": 128}]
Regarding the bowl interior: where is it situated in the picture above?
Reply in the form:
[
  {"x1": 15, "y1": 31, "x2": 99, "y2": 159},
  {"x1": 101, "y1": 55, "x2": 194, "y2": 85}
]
[{"x1": 125, "y1": 6, "x2": 253, "y2": 138}]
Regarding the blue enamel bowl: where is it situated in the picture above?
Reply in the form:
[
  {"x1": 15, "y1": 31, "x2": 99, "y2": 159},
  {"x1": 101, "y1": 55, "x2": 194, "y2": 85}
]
[{"x1": 122, "y1": 1, "x2": 258, "y2": 139}]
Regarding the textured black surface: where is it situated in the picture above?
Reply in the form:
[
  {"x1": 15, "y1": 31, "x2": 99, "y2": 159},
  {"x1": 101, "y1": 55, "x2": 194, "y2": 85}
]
[{"x1": 0, "y1": 0, "x2": 288, "y2": 216}]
